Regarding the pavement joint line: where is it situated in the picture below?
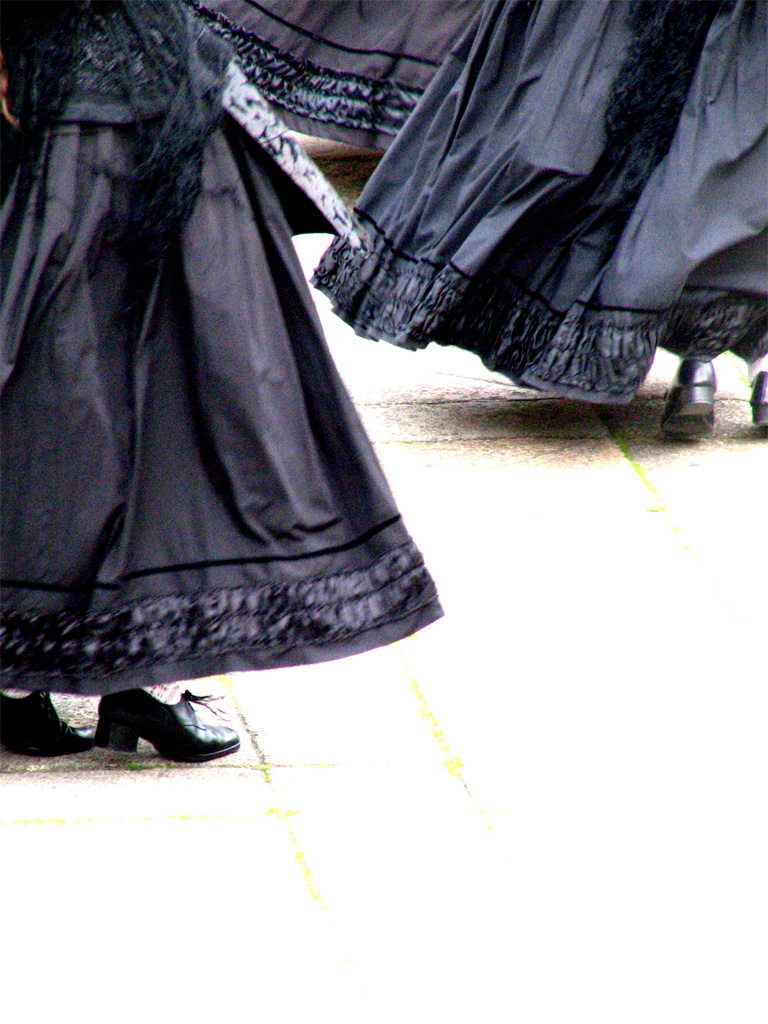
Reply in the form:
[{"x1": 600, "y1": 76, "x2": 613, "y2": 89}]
[
  {"x1": 725, "y1": 351, "x2": 751, "y2": 389},
  {"x1": 0, "y1": 761, "x2": 271, "y2": 775},
  {"x1": 600, "y1": 415, "x2": 752, "y2": 629},
  {"x1": 256, "y1": 761, "x2": 343, "y2": 769},
  {"x1": 265, "y1": 808, "x2": 329, "y2": 910},
  {"x1": 362, "y1": 395, "x2": 548, "y2": 407},
  {"x1": 218, "y1": 677, "x2": 333, "y2": 911},
  {"x1": 394, "y1": 641, "x2": 502, "y2": 844},
  {"x1": 219, "y1": 674, "x2": 273, "y2": 784},
  {"x1": 375, "y1": 434, "x2": 606, "y2": 445},
  {"x1": 0, "y1": 760, "x2": 345, "y2": 777},
  {"x1": 1, "y1": 812, "x2": 282, "y2": 826}
]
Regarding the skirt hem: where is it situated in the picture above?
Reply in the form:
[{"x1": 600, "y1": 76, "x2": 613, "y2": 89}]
[
  {"x1": 313, "y1": 226, "x2": 767, "y2": 403},
  {"x1": 1, "y1": 542, "x2": 441, "y2": 692},
  {"x1": 193, "y1": 3, "x2": 420, "y2": 141},
  {"x1": 0, "y1": 597, "x2": 442, "y2": 696}
]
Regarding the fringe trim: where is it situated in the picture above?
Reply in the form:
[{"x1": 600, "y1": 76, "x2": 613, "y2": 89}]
[
  {"x1": 189, "y1": 3, "x2": 421, "y2": 137},
  {"x1": 313, "y1": 229, "x2": 767, "y2": 402},
  {"x1": 0, "y1": 544, "x2": 436, "y2": 680}
]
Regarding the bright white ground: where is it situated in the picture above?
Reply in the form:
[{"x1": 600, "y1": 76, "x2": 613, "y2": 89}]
[{"x1": 2, "y1": 234, "x2": 765, "y2": 1024}]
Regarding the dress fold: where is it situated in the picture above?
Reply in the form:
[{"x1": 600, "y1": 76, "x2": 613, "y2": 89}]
[
  {"x1": 313, "y1": 0, "x2": 767, "y2": 403},
  {"x1": 1, "y1": 3, "x2": 442, "y2": 695}
]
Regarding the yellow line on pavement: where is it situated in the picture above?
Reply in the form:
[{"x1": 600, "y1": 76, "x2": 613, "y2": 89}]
[
  {"x1": 219, "y1": 673, "x2": 273, "y2": 784},
  {"x1": 218, "y1": 676, "x2": 329, "y2": 909},
  {"x1": 5, "y1": 803, "x2": 330, "y2": 909},
  {"x1": 393, "y1": 642, "x2": 498, "y2": 840},
  {"x1": 725, "y1": 352, "x2": 751, "y2": 388},
  {"x1": 265, "y1": 808, "x2": 328, "y2": 910},
  {"x1": 400, "y1": 657, "x2": 465, "y2": 780},
  {"x1": 2, "y1": 812, "x2": 269, "y2": 826},
  {"x1": 603, "y1": 420, "x2": 749, "y2": 628}
]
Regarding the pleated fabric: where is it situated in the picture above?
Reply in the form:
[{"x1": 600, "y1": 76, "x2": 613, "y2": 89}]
[{"x1": 0, "y1": 119, "x2": 442, "y2": 695}]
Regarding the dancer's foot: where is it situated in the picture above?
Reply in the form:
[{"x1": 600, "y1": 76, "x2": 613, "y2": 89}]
[
  {"x1": 750, "y1": 371, "x2": 768, "y2": 428},
  {"x1": 95, "y1": 689, "x2": 241, "y2": 763},
  {"x1": 0, "y1": 692, "x2": 94, "y2": 756},
  {"x1": 661, "y1": 358, "x2": 716, "y2": 437}
]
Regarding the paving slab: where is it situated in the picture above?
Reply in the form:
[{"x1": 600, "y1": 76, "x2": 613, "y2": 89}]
[
  {"x1": 2, "y1": 816, "x2": 376, "y2": 1024},
  {"x1": 291, "y1": 234, "x2": 767, "y2": 1022},
  {"x1": 296, "y1": 134, "x2": 382, "y2": 208},
  {"x1": 597, "y1": 350, "x2": 766, "y2": 637},
  {"x1": 0, "y1": 676, "x2": 260, "y2": 777},
  {"x1": 263, "y1": 762, "x2": 518, "y2": 1024},
  {"x1": 231, "y1": 644, "x2": 438, "y2": 769},
  {"x1": 3, "y1": 227, "x2": 765, "y2": 1024}
]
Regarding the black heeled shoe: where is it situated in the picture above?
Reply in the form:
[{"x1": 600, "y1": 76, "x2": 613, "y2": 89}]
[
  {"x1": 751, "y1": 371, "x2": 768, "y2": 428},
  {"x1": 0, "y1": 691, "x2": 94, "y2": 756},
  {"x1": 95, "y1": 689, "x2": 241, "y2": 763},
  {"x1": 661, "y1": 358, "x2": 716, "y2": 437}
]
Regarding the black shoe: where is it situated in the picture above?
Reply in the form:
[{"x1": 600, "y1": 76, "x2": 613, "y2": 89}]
[
  {"x1": 0, "y1": 691, "x2": 94, "y2": 756},
  {"x1": 95, "y1": 689, "x2": 241, "y2": 763},
  {"x1": 751, "y1": 371, "x2": 768, "y2": 428},
  {"x1": 661, "y1": 358, "x2": 716, "y2": 437}
]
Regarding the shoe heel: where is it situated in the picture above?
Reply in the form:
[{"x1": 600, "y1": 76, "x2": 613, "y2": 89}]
[
  {"x1": 751, "y1": 371, "x2": 768, "y2": 426},
  {"x1": 94, "y1": 719, "x2": 139, "y2": 753},
  {"x1": 662, "y1": 384, "x2": 715, "y2": 437},
  {"x1": 678, "y1": 383, "x2": 715, "y2": 412}
]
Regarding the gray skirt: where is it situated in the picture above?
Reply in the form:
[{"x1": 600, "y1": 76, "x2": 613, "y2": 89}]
[
  {"x1": 0, "y1": 117, "x2": 442, "y2": 695},
  {"x1": 194, "y1": 0, "x2": 482, "y2": 149},
  {"x1": 313, "y1": 0, "x2": 767, "y2": 403}
]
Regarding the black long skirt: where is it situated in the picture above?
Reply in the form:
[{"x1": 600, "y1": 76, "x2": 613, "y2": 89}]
[
  {"x1": 0, "y1": 117, "x2": 442, "y2": 696},
  {"x1": 313, "y1": 0, "x2": 767, "y2": 403},
  {"x1": 195, "y1": 0, "x2": 482, "y2": 150}
]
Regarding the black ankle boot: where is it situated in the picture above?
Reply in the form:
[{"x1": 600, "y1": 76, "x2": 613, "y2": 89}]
[
  {"x1": 751, "y1": 371, "x2": 768, "y2": 428},
  {"x1": 0, "y1": 692, "x2": 94, "y2": 756},
  {"x1": 95, "y1": 689, "x2": 241, "y2": 763},
  {"x1": 661, "y1": 358, "x2": 716, "y2": 437}
]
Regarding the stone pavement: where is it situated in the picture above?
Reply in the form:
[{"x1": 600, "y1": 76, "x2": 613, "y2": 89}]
[{"x1": 2, "y1": 231, "x2": 766, "y2": 1024}]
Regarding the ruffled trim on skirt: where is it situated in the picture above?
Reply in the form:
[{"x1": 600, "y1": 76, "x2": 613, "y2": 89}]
[
  {"x1": 313, "y1": 224, "x2": 767, "y2": 404},
  {"x1": 190, "y1": 3, "x2": 420, "y2": 139},
  {"x1": 1, "y1": 541, "x2": 437, "y2": 689}
]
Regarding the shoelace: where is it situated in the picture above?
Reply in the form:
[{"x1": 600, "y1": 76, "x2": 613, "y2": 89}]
[{"x1": 182, "y1": 691, "x2": 230, "y2": 721}]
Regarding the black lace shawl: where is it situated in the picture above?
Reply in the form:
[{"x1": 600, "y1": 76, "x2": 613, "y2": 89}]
[
  {"x1": 1, "y1": 0, "x2": 231, "y2": 260},
  {"x1": 605, "y1": 0, "x2": 733, "y2": 212}
]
